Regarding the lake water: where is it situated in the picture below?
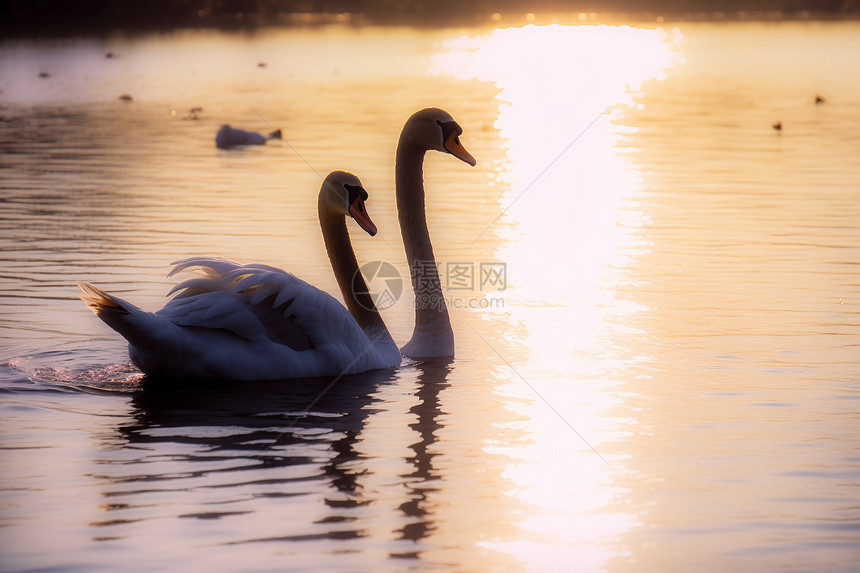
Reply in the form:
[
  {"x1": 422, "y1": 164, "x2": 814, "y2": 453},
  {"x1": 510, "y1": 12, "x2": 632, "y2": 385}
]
[{"x1": 1, "y1": 19, "x2": 859, "y2": 572}]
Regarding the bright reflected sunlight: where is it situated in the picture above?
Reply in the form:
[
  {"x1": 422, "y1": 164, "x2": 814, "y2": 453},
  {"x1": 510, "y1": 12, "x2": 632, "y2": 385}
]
[{"x1": 433, "y1": 23, "x2": 682, "y2": 568}]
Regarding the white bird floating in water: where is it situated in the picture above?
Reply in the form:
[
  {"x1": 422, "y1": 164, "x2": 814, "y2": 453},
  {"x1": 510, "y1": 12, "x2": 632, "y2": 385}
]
[
  {"x1": 394, "y1": 107, "x2": 476, "y2": 358},
  {"x1": 215, "y1": 124, "x2": 281, "y2": 149},
  {"x1": 78, "y1": 107, "x2": 476, "y2": 379},
  {"x1": 79, "y1": 171, "x2": 400, "y2": 380}
]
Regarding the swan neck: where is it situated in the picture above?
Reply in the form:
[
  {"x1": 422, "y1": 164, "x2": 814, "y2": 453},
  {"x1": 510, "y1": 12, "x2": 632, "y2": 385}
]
[
  {"x1": 396, "y1": 143, "x2": 435, "y2": 265},
  {"x1": 396, "y1": 136, "x2": 453, "y2": 355},
  {"x1": 318, "y1": 195, "x2": 385, "y2": 332}
]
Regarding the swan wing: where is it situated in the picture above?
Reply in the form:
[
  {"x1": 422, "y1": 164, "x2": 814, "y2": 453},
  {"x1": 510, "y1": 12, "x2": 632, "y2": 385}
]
[
  {"x1": 159, "y1": 257, "x2": 368, "y2": 354},
  {"x1": 80, "y1": 257, "x2": 395, "y2": 379}
]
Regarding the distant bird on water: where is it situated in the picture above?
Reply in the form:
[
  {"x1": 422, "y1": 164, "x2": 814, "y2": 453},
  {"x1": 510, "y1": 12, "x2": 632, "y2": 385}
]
[
  {"x1": 216, "y1": 125, "x2": 281, "y2": 149},
  {"x1": 772, "y1": 121, "x2": 782, "y2": 132},
  {"x1": 815, "y1": 95, "x2": 826, "y2": 104}
]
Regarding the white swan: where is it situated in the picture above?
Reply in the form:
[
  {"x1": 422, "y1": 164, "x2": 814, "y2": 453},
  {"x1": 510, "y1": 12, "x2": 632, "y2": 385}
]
[
  {"x1": 395, "y1": 108, "x2": 476, "y2": 359},
  {"x1": 79, "y1": 171, "x2": 401, "y2": 380},
  {"x1": 215, "y1": 124, "x2": 281, "y2": 149}
]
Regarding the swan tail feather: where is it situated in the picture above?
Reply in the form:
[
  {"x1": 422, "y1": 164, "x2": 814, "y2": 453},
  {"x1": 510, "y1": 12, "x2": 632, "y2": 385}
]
[
  {"x1": 77, "y1": 282, "x2": 163, "y2": 351},
  {"x1": 77, "y1": 282, "x2": 134, "y2": 316}
]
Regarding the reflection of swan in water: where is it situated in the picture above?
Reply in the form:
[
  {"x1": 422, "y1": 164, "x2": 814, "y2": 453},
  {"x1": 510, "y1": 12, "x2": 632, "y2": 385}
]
[
  {"x1": 101, "y1": 360, "x2": 452, "y2": 548},
  {"x1": 78, "y1": 171, "x2": 400, "y2": 380},
  {"x1": 394, "y1": 358, "x2": 452, "y2": 545},
  {"x1": 112, "y1": 368, "x2": 397, "y2": 527},
  {"x1": 215, "y1": 124, "x2": 281, "y2": 148}
]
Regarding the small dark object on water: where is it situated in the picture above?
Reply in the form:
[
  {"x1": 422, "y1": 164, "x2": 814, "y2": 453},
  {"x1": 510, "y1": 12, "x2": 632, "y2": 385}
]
[
  {"x1": 216, "y1": 125, "x2": 282, "y2": 149},
  {"x1": 188, "y1": 107, "x2": 203, "y2": 120},
  {"x1": 258, "y1": 62, "x2": 267, "y2": 68},
  {"x1": 772, "y1": 121, "x2": 782, "y2": 132},
  {"x1": 39, "y1": 72, "x2": 50, "y2": 78},
  {"x1": 105, "y1": 52, "x2": 116, "y2": 59},
  {"x1": 119, "y1": 94, "x2": 133, "y2": 102},
  {"x1": 815, "y1": 95, "x2": 826, "y2": 104}
]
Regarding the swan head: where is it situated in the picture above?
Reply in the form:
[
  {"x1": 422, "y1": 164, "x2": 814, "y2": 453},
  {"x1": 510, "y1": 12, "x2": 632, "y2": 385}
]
[
  {"x1": 321, "y1": 170, "x2": 378, "y2": 236},
  {"x1": 403, "y1": 107, "x2": 477, "y2": 166}
]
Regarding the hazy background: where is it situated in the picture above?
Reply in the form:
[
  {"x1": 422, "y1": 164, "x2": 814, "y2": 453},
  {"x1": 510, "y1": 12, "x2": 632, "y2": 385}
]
[{"x1": 2, "y1": 0, "x2": 859, "y2": 34}]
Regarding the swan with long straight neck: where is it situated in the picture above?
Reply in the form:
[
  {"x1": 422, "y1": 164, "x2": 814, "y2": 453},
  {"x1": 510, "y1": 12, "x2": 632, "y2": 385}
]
[
  {"x1": 78, "y1": 170, "x2": 400, "y2": 380},
  {"x1": 396, "y1": 108, "x2": 476, "y2": 359}
]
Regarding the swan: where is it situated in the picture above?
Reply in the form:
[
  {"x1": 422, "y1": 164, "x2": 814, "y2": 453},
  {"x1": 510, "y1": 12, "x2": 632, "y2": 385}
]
[
  {"x1": 78, "y1": 171, "x2": 401, "y2": 380},
  {"x1": 395, "y1": 108, "x2": 476, "y2": 359},
  {"x1": 215, "y1": 124, "x2": 281, "y2": 149}
]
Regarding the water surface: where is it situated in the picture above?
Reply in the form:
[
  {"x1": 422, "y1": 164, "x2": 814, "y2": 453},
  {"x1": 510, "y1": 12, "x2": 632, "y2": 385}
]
[{"x1": 1, "y1": 21, "x2": 859, "y2": 572}]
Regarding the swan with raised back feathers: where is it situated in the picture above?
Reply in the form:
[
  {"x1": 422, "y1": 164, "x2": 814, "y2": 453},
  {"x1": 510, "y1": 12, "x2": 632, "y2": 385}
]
[{"x1": 79, "y1": 171, "x2": 400, "y2": 380}]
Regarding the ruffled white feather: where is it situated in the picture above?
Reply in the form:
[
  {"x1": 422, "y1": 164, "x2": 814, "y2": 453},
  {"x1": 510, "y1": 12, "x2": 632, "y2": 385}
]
[{"x1": 80, "y1": 256, "x2": 401, "y2": 380}]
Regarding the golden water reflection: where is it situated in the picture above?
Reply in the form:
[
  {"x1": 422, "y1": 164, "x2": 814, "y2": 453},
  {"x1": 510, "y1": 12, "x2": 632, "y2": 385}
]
[
  {"x1": 3, "y1": 22, "x2": 858, "y2": 572},
  {"x1": 434, "y1": 24, "x2": 682, "y2": 568}
]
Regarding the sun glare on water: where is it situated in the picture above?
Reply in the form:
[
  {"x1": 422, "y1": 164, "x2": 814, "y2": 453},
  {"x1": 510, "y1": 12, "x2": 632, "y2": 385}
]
[
  {"x1": 433, "y1": 24, "x2": 683, "y2": 569},
  {"x1": 432, "y1": 24, "x2": 682, "y2": 301}
]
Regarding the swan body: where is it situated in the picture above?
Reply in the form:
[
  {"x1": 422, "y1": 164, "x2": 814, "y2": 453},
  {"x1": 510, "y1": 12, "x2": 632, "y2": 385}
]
[
  {"x1": 396, "y1": 108, "x2": 476, "y2": 359},
  {"x1": 215, "y1": 124, "x2": 281, "y2": 149},
  {"x1": 80, "y1": 171, "x2": 400, "y2": 380}
]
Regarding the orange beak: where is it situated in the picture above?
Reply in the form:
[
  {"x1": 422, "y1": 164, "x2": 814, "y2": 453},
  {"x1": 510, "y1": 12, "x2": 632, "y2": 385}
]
[
  {"x1": 349, "y1": 198, "x2": 377, "y2": 236},
  {"x1": 444, "y1": 131, "x2": 477, "y2": 166}
]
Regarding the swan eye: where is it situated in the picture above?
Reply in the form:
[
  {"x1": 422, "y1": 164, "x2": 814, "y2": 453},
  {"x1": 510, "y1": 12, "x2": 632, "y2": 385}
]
[
  {"x1": 437, "y1": 120, "x2": 463, "y2": 145},
  {"x1": 344, "y1": 183, "x2": 368, "y2": 205}
]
